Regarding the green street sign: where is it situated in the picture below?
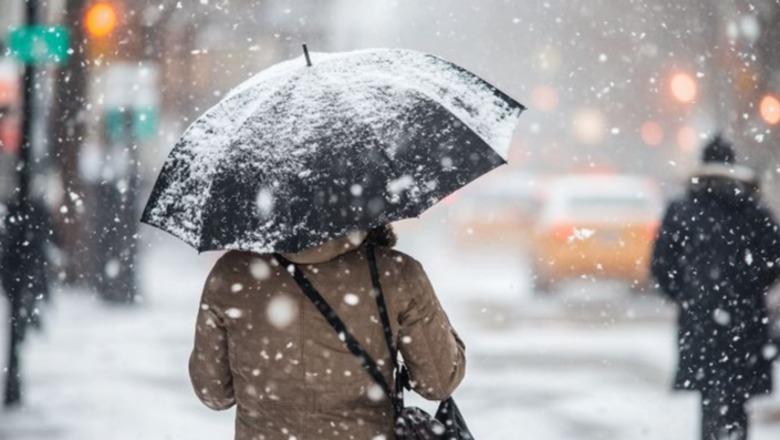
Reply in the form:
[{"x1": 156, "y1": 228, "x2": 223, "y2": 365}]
[
  {"x1": 105, "y1": 107, "x2": 159, "y2": 144},
  {"x1": 7, "y1": 25, "x2": 70, "y2": 65}
]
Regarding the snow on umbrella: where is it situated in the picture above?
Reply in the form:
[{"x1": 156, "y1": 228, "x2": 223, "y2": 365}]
[{"x1": 141, "y1": 47, "x2": 525, "y2": 253}]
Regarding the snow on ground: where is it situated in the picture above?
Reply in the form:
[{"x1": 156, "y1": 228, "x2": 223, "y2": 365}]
[
  {"x1": 2, "y1": 228, "x2": 780, "y2": 439},
  {"x1": 0, "y1": 238, "x2": 230, "y2": 440}
]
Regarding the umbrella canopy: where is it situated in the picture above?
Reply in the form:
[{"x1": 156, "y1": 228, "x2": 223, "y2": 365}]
[{"x1": 141, "y1": 48, "x2": 525, "y2": 253}]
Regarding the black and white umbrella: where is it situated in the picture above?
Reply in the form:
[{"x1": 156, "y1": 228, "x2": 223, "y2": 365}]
[{"x1": 141, "y1": 47, "x2": 525, "y2": 253}]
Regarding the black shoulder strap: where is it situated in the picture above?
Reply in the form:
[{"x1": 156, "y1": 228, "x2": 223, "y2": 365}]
[
  {"x1": 366, "y1": 244, "x2": 398, "y2": 370},
  {"x1": 273, "y1": 252, "x2": 397, "y2": 408},
  {"x1": 366, "y1": 244, "x2": 409, "y2": 404}
]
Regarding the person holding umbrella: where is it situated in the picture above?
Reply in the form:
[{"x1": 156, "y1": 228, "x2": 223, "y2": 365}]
[
  {"x1": 142, "y1": 47, "x2": 524, "y2": 439},
  {"x1": 651, "y1": 136, "x2": 780, "y2": 440}
]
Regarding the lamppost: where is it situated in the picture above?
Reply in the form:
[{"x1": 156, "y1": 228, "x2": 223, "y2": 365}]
[{"x1": 3, "y1": 0, "x2": 39, "y2": 408}]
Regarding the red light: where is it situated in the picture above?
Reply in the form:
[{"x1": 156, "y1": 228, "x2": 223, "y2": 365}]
[{"x1": 551, "y1": 223, "x2": 575, "y2": 241}]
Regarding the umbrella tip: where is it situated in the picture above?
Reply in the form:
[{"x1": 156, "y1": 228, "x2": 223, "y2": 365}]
[{"x1": 302, "y1": 43, "x2": 312, "y2": 67}]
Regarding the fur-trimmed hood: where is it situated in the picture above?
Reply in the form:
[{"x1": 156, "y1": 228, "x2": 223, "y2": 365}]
[{"x1": 691, "y1": 162, "x2": 756, "y2": 184}]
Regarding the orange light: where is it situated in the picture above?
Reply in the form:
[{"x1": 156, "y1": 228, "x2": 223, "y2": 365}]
[
  {"x1": 670, "y1": 72, "x2": 697, "y2": 103},
  {"x1": 85, "y1": 3, "x2": 118, "y2": 38},
  {"x1": 640, "y1": 121, "x2": 664, "y2": 146},
  {"x1": 759, "y1": 94, "x2": 780, "y2": 125},
  {"x1": 677, "y1": 126, "x2": 697, "y2": 152},
  {"x1": 572, "y1": 108, "x2": 606, "y2": 145},
  {"x1": 531, "y1": 85, "x2": 559, "y2": 112}
]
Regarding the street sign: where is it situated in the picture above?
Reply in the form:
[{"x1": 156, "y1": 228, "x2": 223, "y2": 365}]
[
  {"x1": 7, "y1": 25, "x2": 70, "y2": 65},
  {"x1": 104, "y1": 107, "x2": 159, "y2": 144},
  {"x1": 97, "y1": 63, "x2": 160, "y2": 143}
]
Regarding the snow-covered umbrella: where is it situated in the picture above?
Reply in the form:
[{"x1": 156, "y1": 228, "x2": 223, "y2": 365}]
[{"x1": 141, "y1": 47, "x2": 525, "y2": 253}]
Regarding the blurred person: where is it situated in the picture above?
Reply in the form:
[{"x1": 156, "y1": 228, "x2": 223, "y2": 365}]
[
  {"x1": 188, "y1": 225, "x2": 466, "y2": 440},
  {"x1": 651, "y1": 136, "x2": 780, "y2": 440},
  {"x1": 1, "y1": 197, "x2": 52, "y2": 405}
]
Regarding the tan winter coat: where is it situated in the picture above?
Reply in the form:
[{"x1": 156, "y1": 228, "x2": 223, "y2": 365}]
[{"x1": 189, "y1": 236, "x2": 466, "y2": 440}]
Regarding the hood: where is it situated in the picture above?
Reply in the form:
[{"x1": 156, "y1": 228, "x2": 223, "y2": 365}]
[
  {"x1": 280, "y1": 231, "x2": 368, "y2": 264},
  {"x1": 689, "y1": 163, "x2": 759, "y2": 208}
]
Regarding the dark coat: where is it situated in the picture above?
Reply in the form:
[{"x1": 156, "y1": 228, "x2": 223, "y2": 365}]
[
  {"x1": 1, "y1": 199, "x2": 51, "y2": 334},
  {"x1": 651, "y1": 170, "x2": 780, "y2": 397}
]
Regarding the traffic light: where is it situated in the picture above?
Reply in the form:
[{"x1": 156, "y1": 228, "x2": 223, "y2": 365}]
[
  {"x1": 84, "y1": 2, "x2": 122, "y2": 59},
  {"x1": 85, "y1": 2, "x2": 118, "y2": 38}
]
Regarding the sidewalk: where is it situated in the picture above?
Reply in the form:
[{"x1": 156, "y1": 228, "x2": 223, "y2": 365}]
[
  {"x1": 1, "y1": 238, "x2": 780, "y2": 439},
  {"x1": 0, "y1": 241, "x2": 230, "y2": 440}
]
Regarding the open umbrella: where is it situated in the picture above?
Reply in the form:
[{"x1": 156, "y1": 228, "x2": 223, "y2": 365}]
[{"x1": 141, "y1": 47, "x2": 524, "y2": 253}]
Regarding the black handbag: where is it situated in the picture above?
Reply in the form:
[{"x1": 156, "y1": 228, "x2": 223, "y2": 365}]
[{"x1": 275, "y1": 245, "x2": 474, "y2": 439}]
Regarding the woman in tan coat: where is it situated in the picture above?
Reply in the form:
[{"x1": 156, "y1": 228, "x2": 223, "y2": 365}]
[{"x1": 189, "y1": 226, "x2": 466, "y2": 440}]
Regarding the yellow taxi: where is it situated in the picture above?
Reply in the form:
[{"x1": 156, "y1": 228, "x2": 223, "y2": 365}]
[
  {"x1": 450, "y1": 172, "x2": 542, "y2": 249},
  {"x1": 530, "y1": 174, "x2": 662, "y2": 292}
]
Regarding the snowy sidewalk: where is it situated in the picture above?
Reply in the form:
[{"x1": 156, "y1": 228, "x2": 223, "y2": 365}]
[
  {"x1": 2, "y1": 238, "x2": 780, "y2": 439},
  {"x1": 0, "y1": 241, "x2": 231, "y2": 440}
]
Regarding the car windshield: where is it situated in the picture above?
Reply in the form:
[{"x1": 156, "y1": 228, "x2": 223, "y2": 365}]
[{"x1": 555, "y1": 192, "x2": 659, "y2": 222}]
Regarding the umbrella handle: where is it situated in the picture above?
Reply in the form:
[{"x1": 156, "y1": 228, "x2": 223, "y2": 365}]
[{"x1": 302, "y1": 44, "x2": 312, "y2": 67}]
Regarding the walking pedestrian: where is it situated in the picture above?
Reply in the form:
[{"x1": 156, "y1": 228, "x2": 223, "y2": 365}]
[
  {"x1": 651, "y1": 136, "x2": 780, "y2": 440},
  {"x1": 189, "y1": 226, "x2": 466, "y2": 439},
  {"x1": 142, "y1": 48, "x2": 524, "y2": 438}
]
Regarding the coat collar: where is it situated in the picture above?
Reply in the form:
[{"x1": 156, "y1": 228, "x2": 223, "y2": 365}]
[{"x1": 692, "y1": 163, "x2": 756, "y2": 184}]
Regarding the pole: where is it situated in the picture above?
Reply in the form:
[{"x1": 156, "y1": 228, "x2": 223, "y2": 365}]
[
  {"x1": 50, "y1": 0, "x2": 89, "y2": 285},
  {"x1": 302, "y1": 43, "x2": 312, "y2": 67},
  {"x1": 17, "y1": 0, "x2": 36, "y2": 202},
  {"x1": 4, "y1": 0, "x2": 38, "y2": 407}
]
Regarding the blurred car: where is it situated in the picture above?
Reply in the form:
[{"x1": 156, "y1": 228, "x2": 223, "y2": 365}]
[
  {"x1": 531, "y1": 174, "x2": 663, "y2": 292},
  {"x1": 450, "y1": 172, "x2": 543, "y2": 249}
]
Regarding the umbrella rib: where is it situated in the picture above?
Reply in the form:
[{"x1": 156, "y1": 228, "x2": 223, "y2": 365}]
[
  {"x1": 329, "y1": 82, "x2": 404, "y2": 185},
  {"x1": 221, "y1": 72, "x2": 305, "y2": 150},
  {"x1": 193, "y1": 73, "x2": 310, "y2": 251}
]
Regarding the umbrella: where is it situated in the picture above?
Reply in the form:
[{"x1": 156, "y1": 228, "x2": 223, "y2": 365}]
[{"x1": 141, "y1": 47, "x2": 525, "y2": 253}]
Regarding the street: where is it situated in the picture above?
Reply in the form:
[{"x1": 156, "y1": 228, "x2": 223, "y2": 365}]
[
  {"x1": 2, "y1": 1, "x2": 780, "y2": 439},
  {"x1": 2, "y1": 228, "x2": 780, "y2": 440}
]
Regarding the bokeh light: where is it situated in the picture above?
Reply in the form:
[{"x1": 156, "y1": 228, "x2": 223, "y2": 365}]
[
  {"x1": 0, "y1": 80, "x2": 19, "y2": 104},
  {"x1": 677, "y1": 126, "x2": 698, "y2": 152},
  {"x1": 759, "y1": 94, "x2": 780, "y2": 125},
  {"x1": 572, "y1": 108, "x2": 606, "y2": 145},
  {"x1": 532, "y1": 46, "x2": 562, "y2": 73},
  {"x1": 531, "y1": 85, "x2": 559, "y2": 112},
  {"x1": 85, "y1": 3, "x2": 118, "y2": 38},
  {"x1": 670, "y1": 72, "x2": 697, "y2": 103},
  {"x1": 640, "y1": 121, "x2": 664, "y2": 146}
]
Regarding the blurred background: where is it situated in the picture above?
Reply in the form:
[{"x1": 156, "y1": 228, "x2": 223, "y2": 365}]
[{"x1": 1, "y1": 0, "x2": 780, "y2": 438}]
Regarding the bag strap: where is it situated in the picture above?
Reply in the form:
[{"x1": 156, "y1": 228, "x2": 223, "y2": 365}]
[
  {"x1": 365, "y1": 244, "x2": 409, "y2": 402},
  {"x1": 366, "y1": 244, "x2": 398, "y2": 370},
  {"x1": 273, "y1": 252, "x2": 400, "y2": 413}
]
